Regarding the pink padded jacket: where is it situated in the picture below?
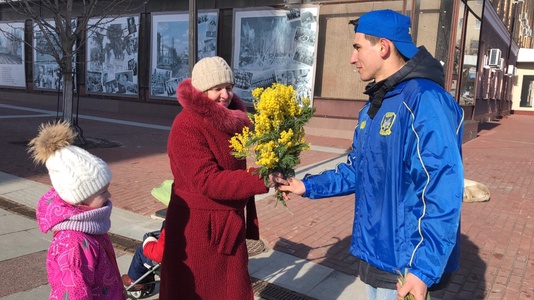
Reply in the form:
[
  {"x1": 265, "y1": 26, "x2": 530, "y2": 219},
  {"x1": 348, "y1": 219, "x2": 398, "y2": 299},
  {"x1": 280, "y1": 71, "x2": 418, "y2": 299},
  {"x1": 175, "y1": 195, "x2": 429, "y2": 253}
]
[{"x1": 36, "y1": 188, "x2": 125, "y2": 300}]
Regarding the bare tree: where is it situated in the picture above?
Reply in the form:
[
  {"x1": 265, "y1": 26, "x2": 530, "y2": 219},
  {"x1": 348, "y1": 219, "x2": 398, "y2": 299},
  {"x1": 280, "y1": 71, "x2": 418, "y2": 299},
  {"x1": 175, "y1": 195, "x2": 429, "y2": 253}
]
[{"x1": 2, "y1": 0, "x2": 148, "y2": 124}]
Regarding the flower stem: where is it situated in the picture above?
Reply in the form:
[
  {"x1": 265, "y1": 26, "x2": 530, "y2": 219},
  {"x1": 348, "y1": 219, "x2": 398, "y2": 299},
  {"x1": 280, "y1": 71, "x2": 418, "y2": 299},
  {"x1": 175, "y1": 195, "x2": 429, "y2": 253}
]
[{"x1": 274, "y1": 190, "x2": 294, "y2": 215}]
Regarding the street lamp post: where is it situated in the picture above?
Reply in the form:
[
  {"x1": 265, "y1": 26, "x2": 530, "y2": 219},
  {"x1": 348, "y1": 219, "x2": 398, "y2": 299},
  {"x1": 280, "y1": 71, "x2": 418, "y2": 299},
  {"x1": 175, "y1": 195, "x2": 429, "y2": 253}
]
[{"x1": 189, "y1": 0, "x2": 198, "y2": 74}]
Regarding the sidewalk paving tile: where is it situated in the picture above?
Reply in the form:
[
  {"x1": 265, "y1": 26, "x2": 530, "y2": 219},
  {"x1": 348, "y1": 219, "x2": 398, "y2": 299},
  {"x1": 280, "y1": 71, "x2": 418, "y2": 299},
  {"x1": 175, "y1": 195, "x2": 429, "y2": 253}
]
[{"x1": 3, "y1": 99, "x2": 534, "y2": 299}]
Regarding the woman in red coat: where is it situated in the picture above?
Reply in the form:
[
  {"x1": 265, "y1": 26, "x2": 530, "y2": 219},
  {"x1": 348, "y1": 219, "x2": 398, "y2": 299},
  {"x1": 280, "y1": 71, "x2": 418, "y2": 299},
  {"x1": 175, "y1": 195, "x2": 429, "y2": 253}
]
[{"x1": 161, "y1": 56, "x2": 271, "y2": 299}]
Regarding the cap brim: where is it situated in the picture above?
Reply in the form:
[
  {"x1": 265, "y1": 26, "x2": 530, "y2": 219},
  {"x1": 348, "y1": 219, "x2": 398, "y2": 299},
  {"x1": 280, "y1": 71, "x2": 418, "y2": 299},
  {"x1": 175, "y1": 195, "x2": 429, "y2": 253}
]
[{"x1": 394, "y1": 42, "x2": 419, "y2": 59}]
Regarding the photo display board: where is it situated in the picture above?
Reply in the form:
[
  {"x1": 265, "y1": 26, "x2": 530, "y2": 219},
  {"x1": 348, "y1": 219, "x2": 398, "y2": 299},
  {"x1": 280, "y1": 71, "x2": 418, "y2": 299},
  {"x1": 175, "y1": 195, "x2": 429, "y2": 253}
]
[
  {"x1": 232, "y1": 7, "x2": 319, "y2": 105},
  {"x1": 86, "y1": 16, "x2": 139, "y2": 95},
  {"x1": 0, "y1": 22, "x2": 25, "y2": 88},
  {"x1": 33, "y1": 20, "x2": 76, "y2": 91},
  {"x1": 150, "y1": 11, "x2": 218, "y2": 99}
]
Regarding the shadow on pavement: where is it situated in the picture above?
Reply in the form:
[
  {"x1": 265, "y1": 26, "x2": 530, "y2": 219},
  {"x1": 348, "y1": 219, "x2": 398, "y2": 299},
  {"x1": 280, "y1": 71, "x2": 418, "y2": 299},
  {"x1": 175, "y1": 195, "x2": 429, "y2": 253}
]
[
  {"x1": 430, "y1": 233, "x2": 486, "y2": 299},
  {"x1": 477, "y1": 121, "x2": 500, "y2": 132},
  {"x1": 269, "y1": 233, "x2": 487, "y2": 300},
  {"x1": 268, "y1": 236, "x2": 357, "y2": 299}
]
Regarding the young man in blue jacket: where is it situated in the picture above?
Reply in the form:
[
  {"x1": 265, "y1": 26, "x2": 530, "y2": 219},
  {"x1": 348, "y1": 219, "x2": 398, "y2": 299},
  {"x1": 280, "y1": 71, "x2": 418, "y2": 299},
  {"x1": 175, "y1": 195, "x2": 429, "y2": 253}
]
[{"x1": 277, "y1": 9, "x2": 464, "y2": 300}]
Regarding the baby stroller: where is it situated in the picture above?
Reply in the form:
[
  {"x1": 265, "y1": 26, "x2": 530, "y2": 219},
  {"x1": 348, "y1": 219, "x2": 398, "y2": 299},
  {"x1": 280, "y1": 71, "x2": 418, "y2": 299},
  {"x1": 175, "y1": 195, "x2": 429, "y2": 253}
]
[
  {"x1": 124, "y1": 234, "x2": 161, "y2": 300},
  {"x1": 124, "y1": 180, "x2": 172, "y2": 300}
]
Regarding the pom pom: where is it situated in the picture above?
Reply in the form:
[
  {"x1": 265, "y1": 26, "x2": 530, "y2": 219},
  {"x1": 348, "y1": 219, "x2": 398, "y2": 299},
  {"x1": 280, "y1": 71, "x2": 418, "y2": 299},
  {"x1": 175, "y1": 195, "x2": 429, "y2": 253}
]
[{"x1": 28, "y1": 121, "x2": 77, "y2": 165}]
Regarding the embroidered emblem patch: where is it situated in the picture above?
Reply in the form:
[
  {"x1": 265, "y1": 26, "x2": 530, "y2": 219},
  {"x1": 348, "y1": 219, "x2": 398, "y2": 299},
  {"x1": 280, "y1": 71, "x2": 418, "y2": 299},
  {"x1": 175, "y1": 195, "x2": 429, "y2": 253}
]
[
  {"x1": 379, "y1": 112, "x2": 396, "y2": 136},
  {"x1": 359, "y1": 120, "x2": 366, "y2": 130}
]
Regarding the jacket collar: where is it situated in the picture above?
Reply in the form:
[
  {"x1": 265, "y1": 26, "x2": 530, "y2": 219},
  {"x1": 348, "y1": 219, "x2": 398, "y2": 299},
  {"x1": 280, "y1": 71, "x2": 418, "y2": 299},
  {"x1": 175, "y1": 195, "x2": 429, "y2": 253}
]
[
  {"x1": 177, "y1": 79, "x2": 252, "y2": 134},
  {"x1": 363, "y1": 46, "x2": 444, "y2": 119}
]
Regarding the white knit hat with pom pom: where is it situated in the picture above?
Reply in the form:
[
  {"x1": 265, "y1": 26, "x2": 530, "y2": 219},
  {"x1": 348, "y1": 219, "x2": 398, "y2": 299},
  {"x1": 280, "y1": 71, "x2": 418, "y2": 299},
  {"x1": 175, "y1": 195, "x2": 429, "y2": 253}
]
[{"x1": 28, "y1": 121, "x2": 112, "y2": 205}]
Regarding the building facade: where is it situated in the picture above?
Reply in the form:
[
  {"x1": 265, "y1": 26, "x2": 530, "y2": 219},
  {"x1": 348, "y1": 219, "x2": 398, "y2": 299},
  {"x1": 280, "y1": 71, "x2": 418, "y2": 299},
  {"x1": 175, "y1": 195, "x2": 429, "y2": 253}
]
[
  {"x1": 0, "y1": 0, "x2": 531, "y2": 140},
  {"x1": 513, "y1": 48, "x2": 534, "y2": 114}
]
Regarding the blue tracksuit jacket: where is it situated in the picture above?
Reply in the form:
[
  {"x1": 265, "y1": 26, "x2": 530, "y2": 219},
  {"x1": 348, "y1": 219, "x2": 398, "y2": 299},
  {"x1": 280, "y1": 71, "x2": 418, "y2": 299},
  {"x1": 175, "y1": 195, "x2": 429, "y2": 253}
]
[{"x1": 302, "y1": 47, "x2": 464, "y2": 287}]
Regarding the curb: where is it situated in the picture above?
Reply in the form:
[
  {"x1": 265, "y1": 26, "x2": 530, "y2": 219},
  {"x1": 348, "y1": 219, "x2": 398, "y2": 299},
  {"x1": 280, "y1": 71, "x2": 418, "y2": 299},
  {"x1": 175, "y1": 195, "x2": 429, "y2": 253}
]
[{"x1": 0, "y1": 196, "x2": 318, "y2": 300}]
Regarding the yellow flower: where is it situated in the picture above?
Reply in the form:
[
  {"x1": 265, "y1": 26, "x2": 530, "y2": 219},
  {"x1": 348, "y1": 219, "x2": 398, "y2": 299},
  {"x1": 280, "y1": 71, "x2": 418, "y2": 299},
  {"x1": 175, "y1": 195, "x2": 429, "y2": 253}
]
[
  {"x1": 229, "y1": 126, "x2": 251, "y2": 158},
  {"x1": 228, "y1": 83, "x2": 315, "y2": 212},
  {"x1": 278, "y1": 129, "x2": 294, "y2": 147}
]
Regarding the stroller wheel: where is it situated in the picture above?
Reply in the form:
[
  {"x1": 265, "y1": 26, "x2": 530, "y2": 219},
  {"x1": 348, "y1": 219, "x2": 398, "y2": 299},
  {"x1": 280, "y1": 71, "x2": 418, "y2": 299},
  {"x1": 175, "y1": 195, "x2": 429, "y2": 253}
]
[
  {"x1": 126, "y1": 294, "x2": 138, "y2": 300},
  {"x1": 129, "y1": 290, "x2": 143, "y2": 298},
  {"x1": 128, "y1": 283, "x2": 155, "y2": 299},
  {"x1": 146, "y1": 283, "x2": 156, "y2": 295}
]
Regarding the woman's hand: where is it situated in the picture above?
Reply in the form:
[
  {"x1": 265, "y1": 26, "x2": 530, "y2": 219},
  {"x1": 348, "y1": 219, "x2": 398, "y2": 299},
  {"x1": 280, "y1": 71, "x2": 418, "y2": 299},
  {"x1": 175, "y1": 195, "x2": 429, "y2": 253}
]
[{"x1": 267, "y1": 172, "x2": 287, "y2": 188}]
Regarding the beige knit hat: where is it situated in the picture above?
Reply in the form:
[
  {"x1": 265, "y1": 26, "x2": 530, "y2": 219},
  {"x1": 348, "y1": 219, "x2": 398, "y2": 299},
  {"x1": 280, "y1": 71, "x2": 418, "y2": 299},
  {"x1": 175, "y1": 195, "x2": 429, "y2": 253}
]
[
  {"x1": 191, "y1": 56, "x2": 234, "y2": 92},
  {"x1": 28, "y1": 121, "x2": 112, "y2": 205}
]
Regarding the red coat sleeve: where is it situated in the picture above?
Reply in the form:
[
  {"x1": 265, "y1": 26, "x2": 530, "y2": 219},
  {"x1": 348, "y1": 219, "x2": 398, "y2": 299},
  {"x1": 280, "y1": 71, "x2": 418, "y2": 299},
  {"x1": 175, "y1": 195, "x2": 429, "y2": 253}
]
[{"x1": 142, "y1": 229, "x2": 165, "y2": 263}]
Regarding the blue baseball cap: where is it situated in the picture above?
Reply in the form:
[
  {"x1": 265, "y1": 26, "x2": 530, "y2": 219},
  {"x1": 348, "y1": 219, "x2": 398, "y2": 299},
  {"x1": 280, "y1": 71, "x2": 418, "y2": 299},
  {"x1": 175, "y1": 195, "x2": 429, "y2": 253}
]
[{"x1": 353, "y1": 9, "x2": 419, "y2": 59}]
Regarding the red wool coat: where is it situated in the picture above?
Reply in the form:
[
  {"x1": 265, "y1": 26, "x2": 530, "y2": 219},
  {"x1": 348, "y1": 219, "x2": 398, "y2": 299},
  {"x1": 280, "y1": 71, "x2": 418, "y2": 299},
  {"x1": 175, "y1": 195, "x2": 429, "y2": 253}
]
[{"x1": 160, "y1": 79, "x2": 269, "y2": 300}]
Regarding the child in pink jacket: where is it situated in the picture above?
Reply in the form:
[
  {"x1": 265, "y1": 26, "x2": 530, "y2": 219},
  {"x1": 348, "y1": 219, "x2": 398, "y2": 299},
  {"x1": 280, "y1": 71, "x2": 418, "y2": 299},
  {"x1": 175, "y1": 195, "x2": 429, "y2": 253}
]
[{"x1": 29, "y1": 121, "x2": 125, "y2": 300}]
